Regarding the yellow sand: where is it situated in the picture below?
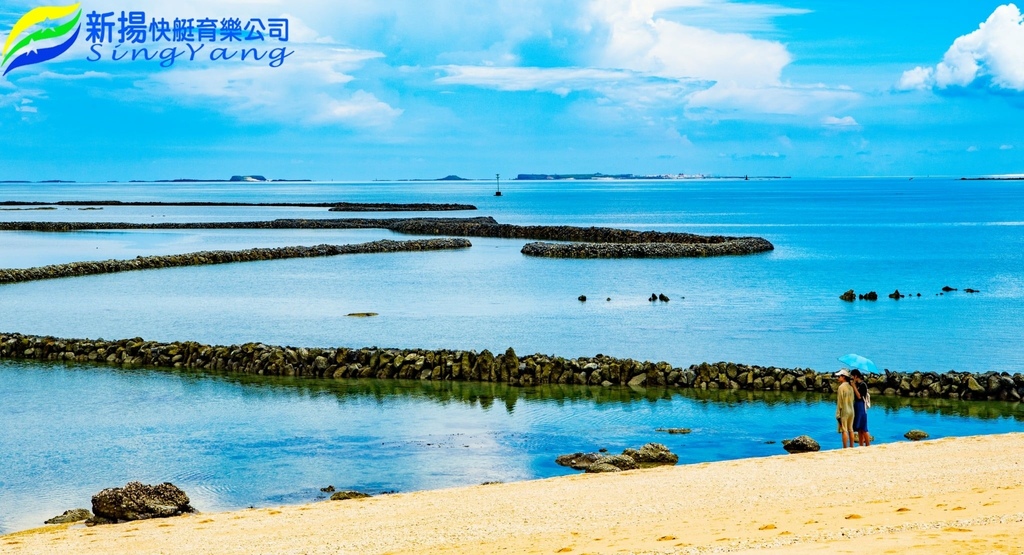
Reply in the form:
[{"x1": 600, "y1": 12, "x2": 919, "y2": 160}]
[{"x1": 3, "y1": 433, "x2": 1023, "y2": 555}]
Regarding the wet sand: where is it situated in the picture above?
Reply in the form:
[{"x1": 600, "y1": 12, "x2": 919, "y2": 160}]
[{"x1": 2, "y1": 433, "x2": 1022, "y2": 555}]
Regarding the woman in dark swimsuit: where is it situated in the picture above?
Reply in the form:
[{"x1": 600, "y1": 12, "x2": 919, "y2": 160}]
[{"x1": 851, "y1": 369, "x2": 870, "y2": 446}]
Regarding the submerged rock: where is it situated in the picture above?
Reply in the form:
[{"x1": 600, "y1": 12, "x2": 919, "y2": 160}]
[
  {"x1": 91, "y1": 482, "x2": 194, "y2": 523},
  {"x1": 904, "y1": 430, "x2": 929, "y2": 441},
  {"x1": 655, "y1": 428, "x2": 692, "y2": 435},
  {"x1": 555, "y1": 452, "x2": 604, "y2": 470},
  {"x1": 782, "y1": 435, "x2": 820, "y2": 454},
  {"x1": 45, "y1": 509, "x2": 92, "y2": 525}
]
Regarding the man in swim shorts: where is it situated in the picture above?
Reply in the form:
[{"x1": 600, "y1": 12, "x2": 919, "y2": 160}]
[{"x1": 835, "y1": 369, "x2": 855, "y2": 449}]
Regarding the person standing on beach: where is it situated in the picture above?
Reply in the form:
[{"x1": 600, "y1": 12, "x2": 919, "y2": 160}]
[
  {"x1": 851, "y1": 369, "x2": 870, "y2": 447},
  {"x1": 835, "y1": 369, "x2": 855, "y2": 448}
]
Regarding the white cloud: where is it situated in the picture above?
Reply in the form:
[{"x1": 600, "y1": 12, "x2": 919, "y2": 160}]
[
  {"x1": 687, "y1": 83, "x2": 858, "y2": 116},
  {"x1": 140, "y1": 47, "x2": 401, "y2": 127},
  {"x1": 587, "y1": 0, "x2": 791, "y2": 86},
  {"x1": 15, "y1": 98, "x2": 37, "y2": 113},
  {"x1": 899, "y1": 4, "x2": 1024, "y2": 92},
  {"x1": 967, "y1": 145, "x2": 979, "y2": 152},
  {"x1": 21, "y1": 71, "x2": 114, "y2": 82},
  {"x1": 897, "y1": 66, "x2": 934, "y2": 91},
  {"x1": 2, "y1": 0, "x2": 850, "y2": 128},
  {"x1": 823, "y1": 115, "x2": 859, "y2": 127},
  {"x1": 435, "y1": 0, "x2": 856, "y2": 118},
  {"x1": 436, "y1": 64, "x2": 712, "y2": 112},
  {"x1": 1001, "y1": 144, "x2": 1014, "y2": 150},
  {"x1": 650, "y1": 2, "x2": 810, "y2": 33},
  {"x1": 436, "y1": 66, "x2": 646, "y2": 95}
]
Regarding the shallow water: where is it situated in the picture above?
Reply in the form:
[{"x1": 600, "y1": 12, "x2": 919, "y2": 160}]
[
  {"x1": 1, "y1": 359, "x2": 1022, "y2": 534},
  {"x1": 1, "y1": 178, "x2": 1022, "y2": 373}
]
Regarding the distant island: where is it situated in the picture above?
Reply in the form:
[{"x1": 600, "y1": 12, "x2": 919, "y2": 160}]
[
  {"x1": 514, "y1": 173, "x2": 789, "y2": 180},
  {"x1": 380, "y1": 175, "x2": 472, "y2": 182},
  {"x1": 154, "y1": 176, "x2": 312, "y2": 183},
  {"x1": 960, "y1": 176, "x2": 1024, "y2": 181}
]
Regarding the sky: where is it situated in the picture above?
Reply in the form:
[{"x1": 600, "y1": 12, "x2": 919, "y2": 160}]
[{"x1": 0, "y1": 0, "x2": 1023, "y2": 180}]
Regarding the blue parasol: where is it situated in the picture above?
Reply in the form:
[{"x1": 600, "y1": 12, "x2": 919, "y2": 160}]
[{"x1": 838, "y1": 353, "x2": 879, "y2": 374}]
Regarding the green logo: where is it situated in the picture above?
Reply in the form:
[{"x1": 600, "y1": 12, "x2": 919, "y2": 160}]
[{"x1": 2, "y1": 3, "x2": 82, "y2": 76}]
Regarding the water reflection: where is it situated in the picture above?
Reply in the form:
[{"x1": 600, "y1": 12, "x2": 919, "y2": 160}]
[{"x1": 173, "y1": 366, "x2": 1024, "y2": 421}]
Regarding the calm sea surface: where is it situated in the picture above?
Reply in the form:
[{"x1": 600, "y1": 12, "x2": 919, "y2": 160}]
[
  {"x1": 0, "y1": 178, "x2": 1022, "y2": 533},
  {"x1": 1, "y1": 360, "x2": 1022, "y2": 534}
]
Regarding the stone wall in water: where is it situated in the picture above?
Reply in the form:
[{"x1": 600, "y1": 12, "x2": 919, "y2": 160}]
[
  {"x1": 0, "y1": 334, "x2": 1020, "y2": 402},
  {"x1": 0, "y1": 239, "x2": 471, "y2": 285},
  {"x1": 520, "y1": 239, "x2": 774, "y2": 258}
]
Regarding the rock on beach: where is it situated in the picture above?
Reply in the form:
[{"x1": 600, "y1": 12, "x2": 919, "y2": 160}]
[
  {"x1": 90, "y1": 482, "x2": 194, "y2": 524},
  {"x1": 782, "y1": 436, "x2": 820, "y2": 454}
]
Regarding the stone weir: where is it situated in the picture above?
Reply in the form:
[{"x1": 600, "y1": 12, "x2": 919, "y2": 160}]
[
  {"x1": 385, "y1": 220, "x2": 775, "y2": 259},
  {"x1": 326, "y1": 203, "x2": 476, "y2": 212},
  {"x1": 0, "y1": 239, "x2": 471, "y2": 285},
  {"x1": 520, "y1": 239, "x2": 773, "y2": 258},
  {"x1": 0, "y1": 201, "x2": 477, "y2": 211},
  {"x1": 0, "y1": 334, "x2": 1019, "y2": 402},
  {"x1": 0, "y1": 217, "x2": 497, "y2": 232},
  {"x1": 0, "y1": 217, "x2": 774, "y2": 258}
]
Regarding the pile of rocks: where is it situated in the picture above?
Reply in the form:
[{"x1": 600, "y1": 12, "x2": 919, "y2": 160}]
[
  {"x1": 556, "y1": 443, "x2": 679, "y2": 473},
  {"x1": 89, "y1": 482, "x2": 194, "y2": 524}
]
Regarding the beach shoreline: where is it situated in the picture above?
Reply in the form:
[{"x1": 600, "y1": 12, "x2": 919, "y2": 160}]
[{"x1": 4, "y1": 433, "x2": 1022, "y2": 554}]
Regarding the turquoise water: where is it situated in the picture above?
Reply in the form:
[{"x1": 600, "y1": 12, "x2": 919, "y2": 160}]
[
  {"x1": 1, "y1": 359, "x2": 1022, "y2": 534},
  {"x1": 1, "y1": 178, "x2": 1023, "y2": 533},
  {"x1": 1, "y1": 178, "x2": 1022, "y2": 373}
]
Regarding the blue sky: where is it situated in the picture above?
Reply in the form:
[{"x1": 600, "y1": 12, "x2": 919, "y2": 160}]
[{"x1": 1, "y1": 0, "x2": 1023, "y2": 180}]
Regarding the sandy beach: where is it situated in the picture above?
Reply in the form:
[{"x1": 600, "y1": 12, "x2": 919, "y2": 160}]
[{"x1": 2, "y1": 433, "x2": 1022, "y2": 555}]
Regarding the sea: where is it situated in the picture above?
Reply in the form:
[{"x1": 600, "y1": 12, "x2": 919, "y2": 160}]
[{"x1": 0, "y1": 177, "x2": 1022, "y2": 532}]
